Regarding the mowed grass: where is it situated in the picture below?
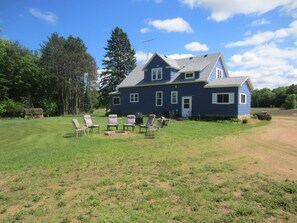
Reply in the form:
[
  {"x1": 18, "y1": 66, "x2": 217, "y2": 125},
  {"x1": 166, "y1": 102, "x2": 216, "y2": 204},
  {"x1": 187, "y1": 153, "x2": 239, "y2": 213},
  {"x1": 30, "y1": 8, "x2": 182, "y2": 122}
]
[{"x1": 0, "y1": 115, "x2": 296, "y2": 222}]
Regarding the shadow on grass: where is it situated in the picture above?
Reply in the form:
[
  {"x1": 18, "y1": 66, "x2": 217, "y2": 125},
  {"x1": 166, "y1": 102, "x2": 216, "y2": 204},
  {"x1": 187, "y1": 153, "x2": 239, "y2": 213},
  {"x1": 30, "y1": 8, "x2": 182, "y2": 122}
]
[{"x1": 63, "y1": 133, "x2": 75, "y2": 138}]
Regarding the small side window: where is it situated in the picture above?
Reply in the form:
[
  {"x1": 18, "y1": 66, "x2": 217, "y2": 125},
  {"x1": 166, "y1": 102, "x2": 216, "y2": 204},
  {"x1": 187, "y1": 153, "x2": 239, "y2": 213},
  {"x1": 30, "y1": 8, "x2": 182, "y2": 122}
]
[
  {"x1": 240, "y1": 93, "x2": 247, "y2": 104},
  {"x1": 113, "y1": 97, "x2": 120, "y2": 105}
]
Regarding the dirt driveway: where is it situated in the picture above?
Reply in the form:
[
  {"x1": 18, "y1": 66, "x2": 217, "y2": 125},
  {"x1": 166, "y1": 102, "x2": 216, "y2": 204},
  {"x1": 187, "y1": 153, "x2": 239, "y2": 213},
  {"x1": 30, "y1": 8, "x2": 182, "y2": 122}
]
[{"x1": 223, "y1": 117, "x2": 297, "y2": 181}]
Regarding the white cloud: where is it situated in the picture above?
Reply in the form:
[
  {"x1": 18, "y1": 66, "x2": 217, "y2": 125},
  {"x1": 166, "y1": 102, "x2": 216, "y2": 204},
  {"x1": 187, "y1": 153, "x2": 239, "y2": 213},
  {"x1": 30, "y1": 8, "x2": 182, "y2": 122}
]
[
  {"x1": 29, "y1": 8, "x2": 58, "y2": 24},
  {"x1": 249, "y1": 18, "x2": 270, "y2": 26},
  {"x1": 184, "y1": 41, "x2": 209, "y2": 51},
  {"x1": 281, "y1": 0, "x2": 297, "y2": 18},
  {"x1": 135, "y1": 51, "x2": 153, "y2": 63},
  {"x1": 167, "y1": 53, "x2": 194, "y2": 59},
  {"x1": 287, "y1": 69, "x2": 297, "y2": 78},
  {"x1": 226, "y1": 20, "x2": 297, "y2": 47},
  {"x1": 140, "y1": 28, "x2": 150, "y2": 33},
  {"x1": 228, "y1": 44, "x2": 297, "y2": 89},
  {"x1": 180, "y1": 0, "x2": 292, "y2": 22},
  {"x1": 147, "y1": 17, "x2": 193, "y2": 33}
]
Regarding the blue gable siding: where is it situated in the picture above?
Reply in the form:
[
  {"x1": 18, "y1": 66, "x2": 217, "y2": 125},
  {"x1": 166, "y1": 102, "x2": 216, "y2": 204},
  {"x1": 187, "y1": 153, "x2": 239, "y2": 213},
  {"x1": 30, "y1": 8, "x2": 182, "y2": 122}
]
[
  {"x1": 209, "y1": 58, "x2": 227, "y2": 81},
  {"x1": 143, "y1": 55, "x2": 174, "y2": 82},
  {"x1": 170, "y1": 69, "x2": 177, "y2": 80},
  {"x1": 238, "y1": 82, "x2": 251, "y2": 116},
  {"x1": 112, "y1": 83, "x2": 240, "y2": 117}
]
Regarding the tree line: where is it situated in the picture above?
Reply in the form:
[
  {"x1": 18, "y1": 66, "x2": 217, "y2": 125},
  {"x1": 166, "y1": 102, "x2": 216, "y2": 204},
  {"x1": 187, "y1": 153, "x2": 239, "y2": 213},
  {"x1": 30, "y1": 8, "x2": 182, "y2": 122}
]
[
  {"x1": 0, "y1": 27, "x2": 136, "y2": 117},
  {"x1": 252, "y1": 84, "x2": 297, "y2": 109}
]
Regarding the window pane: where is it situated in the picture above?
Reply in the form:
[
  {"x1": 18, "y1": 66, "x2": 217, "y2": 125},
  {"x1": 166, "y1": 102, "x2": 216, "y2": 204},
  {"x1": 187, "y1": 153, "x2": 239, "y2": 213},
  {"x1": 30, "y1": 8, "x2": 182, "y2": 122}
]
[
  {"x1": 218, "y1": 95, "x2": 221, "y2": 102},
  {"x1": 241, "y1": 94, "x2": 246, "y2": 103},
  {"x1": 223, "y1": 94, "x2": 229, "y2": 102},
  {"x1": 217, "y1": 94, "x2": 229, "y2": 103}
]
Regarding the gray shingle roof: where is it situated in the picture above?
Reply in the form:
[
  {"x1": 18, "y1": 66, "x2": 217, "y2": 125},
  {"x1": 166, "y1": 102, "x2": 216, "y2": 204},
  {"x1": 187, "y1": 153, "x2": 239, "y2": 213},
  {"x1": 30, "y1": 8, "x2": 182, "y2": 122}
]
[
  {"x1": 204, "y1": 76, "x2": 253, "y2": 89},
  {"x1": 118, "y1": 64, "x2": 145, "y2": 88},
  {"x1": 118, "y1": 52, "x2": 244, "y2": 88}
]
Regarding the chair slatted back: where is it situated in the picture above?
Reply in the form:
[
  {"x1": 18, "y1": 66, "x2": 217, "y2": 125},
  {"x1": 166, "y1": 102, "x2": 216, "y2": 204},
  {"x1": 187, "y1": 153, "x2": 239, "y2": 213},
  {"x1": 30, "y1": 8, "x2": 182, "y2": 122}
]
[
  {"x1": 108, "y1": 114, "x2": 118, "y2": 125},
  {"x1": 126, "y1": 115, "x2": 136, "y2": 125}
]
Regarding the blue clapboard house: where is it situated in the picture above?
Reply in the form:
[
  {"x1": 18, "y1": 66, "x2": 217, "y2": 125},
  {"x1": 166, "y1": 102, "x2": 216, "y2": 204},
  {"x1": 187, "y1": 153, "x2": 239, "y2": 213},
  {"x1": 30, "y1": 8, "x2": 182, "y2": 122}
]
[{"x1": 109, "y1": 52, "x2": 253, "y2": 118}]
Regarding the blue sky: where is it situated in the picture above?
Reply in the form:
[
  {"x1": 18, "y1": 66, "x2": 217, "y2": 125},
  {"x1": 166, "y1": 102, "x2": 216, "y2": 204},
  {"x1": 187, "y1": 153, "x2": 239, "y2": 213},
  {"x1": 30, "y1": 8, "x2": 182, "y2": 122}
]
[{"x1": 1, "y1": 0, "x2": 297, "y2": 89}]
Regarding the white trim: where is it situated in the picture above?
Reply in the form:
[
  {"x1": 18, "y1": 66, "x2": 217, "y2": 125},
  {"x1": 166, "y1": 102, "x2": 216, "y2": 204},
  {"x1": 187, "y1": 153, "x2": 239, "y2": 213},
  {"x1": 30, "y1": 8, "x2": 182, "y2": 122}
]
[
  {"x1": 171, "y1": 91, "x2": 178, "y2": 104},
  {"x1": 185, "y1": 72, "x2": 194, "y2": 80},
  {"x1": 216, "y1": 68, "x2": 223, "y2": 79},
  {"x1": 212, "y1": 93, "x2": 234, "y2": 104},
  {"x1": 155, "y1": 91, "x2": 163, "y2": 106},
  {"x1": 151, "y1": 67, "x2": 163, "y2": 81},
  {"x1": 129, "y1": 93, "x2": 139, "y2": 103},
  {"x1": 239, "y1": 93, "x2": 247, "y2": 104},
  {"x1": 112, "y1": 96, "x2": 121, "y2": 105}
]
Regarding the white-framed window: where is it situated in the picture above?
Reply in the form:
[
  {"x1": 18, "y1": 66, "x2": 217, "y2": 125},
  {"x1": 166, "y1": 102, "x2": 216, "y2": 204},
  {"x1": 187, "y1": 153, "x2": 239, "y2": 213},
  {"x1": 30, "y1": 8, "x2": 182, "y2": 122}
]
[
  {"x1": 112, "y1": 97, "x2": 121, "y2": 105},
  {"x1": 212, "y1": 93, "x2": 234, "y2": 104},
  {"x1": 185, "y1": 72, "x2": 194, "y2": 79},
  {"x1": 155, "y1": 91, "x2": 163, "y2": 106},
  {"x1": 130, "y1": 93, "x2": 139, "y2": 103},
  {"x1": 240, "y1": 93, "x2": 247, "y2": 104},
  {"x1": 171, "y1": 91, "x2": 178, "y2": 104},
  {"x1": 216, "y1": 68, "x2": 223, "y2": 79},
  {"x1": 151, "y1": 68, "x2": 163, "y2": 81}
]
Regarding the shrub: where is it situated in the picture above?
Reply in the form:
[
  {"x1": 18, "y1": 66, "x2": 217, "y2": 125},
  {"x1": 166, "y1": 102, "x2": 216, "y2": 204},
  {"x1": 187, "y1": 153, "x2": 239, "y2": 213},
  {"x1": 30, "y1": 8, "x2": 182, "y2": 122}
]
[
  {"x1": 0, "y1": 99, "x2": 24, "y2": 118},
  {"x1": 253, "y1": 113, "x2": 272, "y2": 121},
  {"x1": 242, "y1": 118, "x2": 248, "y2": 124}
]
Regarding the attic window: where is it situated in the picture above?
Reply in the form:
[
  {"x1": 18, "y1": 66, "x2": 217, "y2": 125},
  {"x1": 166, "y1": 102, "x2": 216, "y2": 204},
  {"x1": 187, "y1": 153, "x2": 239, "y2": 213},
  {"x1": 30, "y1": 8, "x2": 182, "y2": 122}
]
[
  {"x1": 151, "y1": 68, "x2": 162, "y2": 81},
  {"x1": 185, "y1": 72, "x2": 194, "y2": 79},
  {"x1": 216, "y1": 68, "x2": 223, "y2": 78}
]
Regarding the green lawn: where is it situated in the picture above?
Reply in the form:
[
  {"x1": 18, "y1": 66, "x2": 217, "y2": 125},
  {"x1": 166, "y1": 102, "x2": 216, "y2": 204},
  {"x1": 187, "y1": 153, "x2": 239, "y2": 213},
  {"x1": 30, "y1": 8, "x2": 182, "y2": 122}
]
[{"x1": 0, "y1": 115, "x2": 296, "y2": 222}]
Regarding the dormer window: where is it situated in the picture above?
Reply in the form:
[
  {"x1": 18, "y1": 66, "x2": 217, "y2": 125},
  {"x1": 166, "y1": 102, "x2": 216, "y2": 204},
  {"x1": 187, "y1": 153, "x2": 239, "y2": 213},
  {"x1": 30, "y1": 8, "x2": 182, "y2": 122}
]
[
  {"x1": 216, "y1": 68, "x2": 223, "y2": 78},
  {"x1": 151, "y1": 68, "x2": 162, "y2": 81},
  {"x1": 185, "y1": 72, "x2": 194, "y2": 80}
]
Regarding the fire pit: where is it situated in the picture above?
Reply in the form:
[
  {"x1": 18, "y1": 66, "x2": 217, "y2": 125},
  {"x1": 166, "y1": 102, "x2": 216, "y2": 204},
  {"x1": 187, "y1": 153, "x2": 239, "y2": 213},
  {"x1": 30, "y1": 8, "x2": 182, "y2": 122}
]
[{"x1": 104, "y1": 130, "x2": 128, "y2": 136}]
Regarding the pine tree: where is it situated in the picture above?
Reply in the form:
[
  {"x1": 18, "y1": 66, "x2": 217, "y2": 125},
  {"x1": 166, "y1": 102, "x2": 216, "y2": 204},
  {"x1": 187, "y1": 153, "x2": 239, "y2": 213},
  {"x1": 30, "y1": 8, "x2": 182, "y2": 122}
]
[{"x1": 99, "y1": 27, "x2": 136, "y2": 111}]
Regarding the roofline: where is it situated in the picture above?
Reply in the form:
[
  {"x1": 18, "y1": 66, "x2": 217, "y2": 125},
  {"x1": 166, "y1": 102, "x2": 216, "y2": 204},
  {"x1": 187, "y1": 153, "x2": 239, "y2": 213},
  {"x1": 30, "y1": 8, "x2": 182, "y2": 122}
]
[
  {"x1": 204, "y1": 84, "x2": 242, "y2": 88},
  {"x1": 109, "y1": 91, "x2": 120, "y2": 95},
  {"x1": 204, "y1": 76, "x2": 254, "y2": 90},
  {"x1": 142, "y1": 53, "x2": 180, "y2": 71},
  {"x1": 118, "y1": 80, "x2": 206, "y2": 89}
]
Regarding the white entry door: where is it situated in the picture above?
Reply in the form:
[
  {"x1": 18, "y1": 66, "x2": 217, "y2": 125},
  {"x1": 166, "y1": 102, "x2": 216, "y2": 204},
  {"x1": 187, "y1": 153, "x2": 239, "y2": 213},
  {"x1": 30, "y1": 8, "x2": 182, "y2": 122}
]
[{"x1": 182, "y1": 96, "x2": 192, "y2": 117}]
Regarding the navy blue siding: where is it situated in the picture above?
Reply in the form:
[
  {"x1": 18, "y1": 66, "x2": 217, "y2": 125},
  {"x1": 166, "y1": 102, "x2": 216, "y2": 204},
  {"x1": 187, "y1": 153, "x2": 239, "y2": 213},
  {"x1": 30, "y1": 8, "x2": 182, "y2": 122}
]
[
  {"x1": 205, "y1": 87, "x2": 238, "y2": 117},
  {"x1": 110, "y1": 94, "x2": 121, "y2": 113},
  {"x1": 238, "y1": 82, "x2": 251, "y2": 116},
  {"x1": 173, "y1": 71, "x2": 200, "y2": 82},
  {"x1": 111, "y1": 83, "x2": 240, "y2": 117},
  {"x1": 209, "y1": 58, "x2": 227, "y2": 81},
  {"x1": 144, "y1": 55, "x2": 175, "y2": 82}
]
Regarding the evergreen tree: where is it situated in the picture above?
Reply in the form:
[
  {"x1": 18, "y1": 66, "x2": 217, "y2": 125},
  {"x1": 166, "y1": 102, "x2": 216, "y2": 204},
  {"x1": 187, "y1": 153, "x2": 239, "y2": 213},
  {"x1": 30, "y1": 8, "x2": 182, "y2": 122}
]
[{"x1": 99, "y1": 27, "x2": 136, "y2": 110}]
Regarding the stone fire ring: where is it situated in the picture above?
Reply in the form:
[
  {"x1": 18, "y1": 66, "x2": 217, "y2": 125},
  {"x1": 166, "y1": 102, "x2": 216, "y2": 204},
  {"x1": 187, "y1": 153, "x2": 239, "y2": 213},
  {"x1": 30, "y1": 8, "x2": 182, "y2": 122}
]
[{"x1": 104, "y1": 130, "x2": 128, "y2": 136}]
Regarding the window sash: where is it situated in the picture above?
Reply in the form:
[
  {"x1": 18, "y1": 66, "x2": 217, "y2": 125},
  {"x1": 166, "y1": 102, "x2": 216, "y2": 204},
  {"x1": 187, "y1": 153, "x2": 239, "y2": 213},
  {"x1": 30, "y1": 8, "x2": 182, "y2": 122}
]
[
  {"x1": 156, "y1": 91, "x2": 163, "y2": 106},
  {"x1": 216, "y1": 68, "x2": 223, "y2": 79},
  {"x1": 151, "y1": 68, "x2": 162, "y2": 80},
  {"x1": 113, "y1": 97, "x2": 120, "y2": 105},
  {"x1": 212, "y1": 93, "x2": 234, "y2": 104},
  {"x1": 185, "y1": 72, "x2": 194, "y2": 79},
  {"x1": 240, "y1": 93, "x2": 247, "y2": 104},
  {"x1": 171, "y1": 91, "x2": 178, "y2": 104},
  {"x1": 130, "y1": 93, "x2": 139, "y2": 103}
]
